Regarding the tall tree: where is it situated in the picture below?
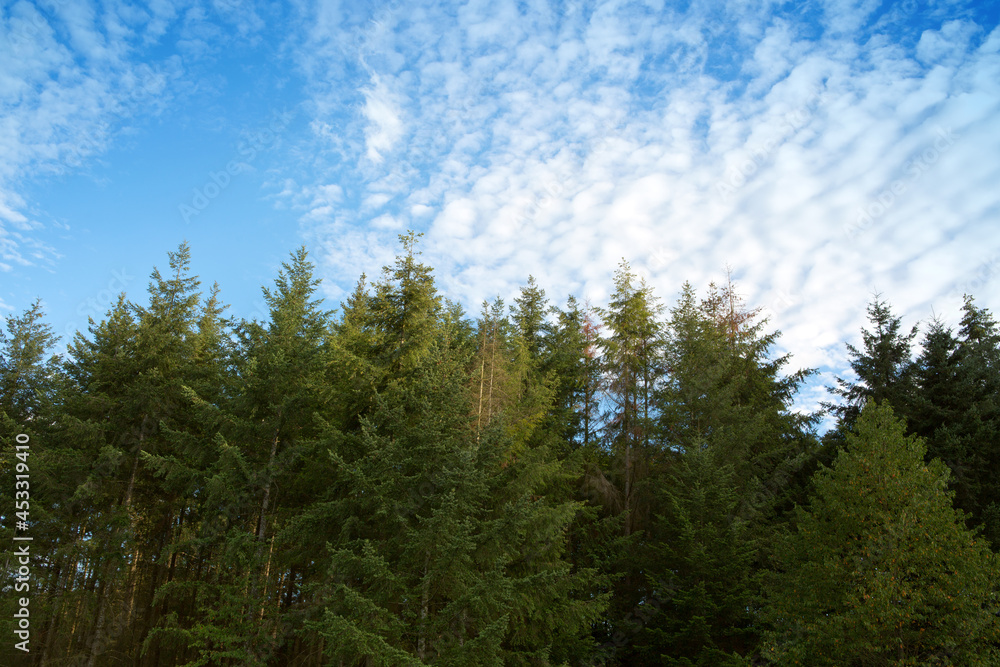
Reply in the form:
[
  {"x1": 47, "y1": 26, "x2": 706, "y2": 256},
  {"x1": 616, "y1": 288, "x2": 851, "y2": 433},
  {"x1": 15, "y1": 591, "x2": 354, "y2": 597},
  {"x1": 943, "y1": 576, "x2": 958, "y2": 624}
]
[
  {"x1": 635, "y1": 278, "x2": 816, "y2": 667},
  {"x1": 303, "y1": 238, "x2": 607, "y2": 665},
  {"x1": 907, "y1": 298, "x2": 1000, "y2": 549},
  {"x1": 146, "y1": 246, "x2": 334, "y2": 665},
  {"x1": 0, "y1": 299, "x2": 62, "y2": 425},
  {"x1": 510, "y1": 275, "x2": 549, "y2": 360},
  {"x1": 0, "y1": 300, "x2": 65, "y2": 663},
  {"x1": 824, "y1": 295, "x2": 917, "y2": 432},
  {"x1": 762, "y1": 401, "x2": 1000, "y2": 665},
  {"x1": 598, "y1": 261, "x2": 664, "y2": 537}
]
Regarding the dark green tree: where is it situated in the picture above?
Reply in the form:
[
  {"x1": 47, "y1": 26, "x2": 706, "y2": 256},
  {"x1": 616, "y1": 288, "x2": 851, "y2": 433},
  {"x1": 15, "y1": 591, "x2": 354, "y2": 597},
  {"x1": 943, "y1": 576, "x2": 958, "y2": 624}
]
[
  {"x1": 762, "y1": 401, "x2": 1000, "y2": 665},
  {"x1": 824, "y1": 295, "x2": 917, "y2": 432},
  {"x1": 907, "y1": 297, "x2": 1000, "y2": 548},
  {"x1": 304, "y1": 238, "x2": 607, "y2": 665},
  {"x1": 510, "y1": 275, "x2": 549, "y2": 360}
]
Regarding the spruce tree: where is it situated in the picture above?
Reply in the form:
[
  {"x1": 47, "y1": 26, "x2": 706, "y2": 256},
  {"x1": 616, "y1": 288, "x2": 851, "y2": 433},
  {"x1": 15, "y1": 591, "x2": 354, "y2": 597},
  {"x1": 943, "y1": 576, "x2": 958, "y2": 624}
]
[
  {"x1": 510, "y1": 275, "x2": 549, "y2": 360},
  {"x1": 639, "y1": 447, "x2": 755, "y2": 666},
  {"x1": 639, "y1": 279, "x2": 816, "y2": 666}
]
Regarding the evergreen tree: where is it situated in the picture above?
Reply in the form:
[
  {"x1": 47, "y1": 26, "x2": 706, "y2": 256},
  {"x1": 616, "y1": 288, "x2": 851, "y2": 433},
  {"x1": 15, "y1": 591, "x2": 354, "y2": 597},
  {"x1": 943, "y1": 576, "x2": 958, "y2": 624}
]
[
  {"x1": 0, "y1": 300, "x2": 65, "y2": 663},
  {"x1": 146, "y1": 246, "x2": 334, "y2": 665},
  {"x1": 304, "y1": 238, "x2": 607, "y2": 665},
  {"x1": 544, "y1": 296, "x2": 602, "y2": 453},
  {"x1": 908, "y1": 298, "x2": 1000, "y2": 549},
  {"x1": 510, "y1": 275, "x2": 549, "y2": 360},
  {"x1": 637, "y1": 278, "x2": 816, "y2": 667},
  {"x1": 0, "y1": 299, "x2": 62, "y2": 425},
  {"x1": 824, "y1": 295, "x2": 917, "y2": 432},
  {"x1": 598, "y1": 261, "x2": 665, "y2": 537},
  {"x1": 639, "y1": 447, "x2": 755, "y2": 666},
  {"x1": 762, "y1": 401, "x2": 1000, "y2": 665}
]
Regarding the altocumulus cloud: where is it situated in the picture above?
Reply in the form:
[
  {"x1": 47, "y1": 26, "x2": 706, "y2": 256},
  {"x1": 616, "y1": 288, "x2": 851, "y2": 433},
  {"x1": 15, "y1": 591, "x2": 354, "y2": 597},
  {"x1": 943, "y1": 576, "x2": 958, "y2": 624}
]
[
  {"x1": 2, "y1": 0, "x2": 998, "y2": 422},
  {"x1": 281, "y1": 0, "x2": 1000, "y2": 417}
]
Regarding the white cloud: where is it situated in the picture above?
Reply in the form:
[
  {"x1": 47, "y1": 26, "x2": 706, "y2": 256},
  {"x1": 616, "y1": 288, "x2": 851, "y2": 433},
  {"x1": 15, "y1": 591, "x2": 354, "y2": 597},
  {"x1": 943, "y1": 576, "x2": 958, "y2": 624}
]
[
  {"x1": 0, "y1": 0, "x2": 185, "y2": 270},
  {"x1": 287, "y1": 0, "x2": 1000, "y2": 419},
  {"x1": 361, "y1": 72, "x2": 404, "y2": 164}
]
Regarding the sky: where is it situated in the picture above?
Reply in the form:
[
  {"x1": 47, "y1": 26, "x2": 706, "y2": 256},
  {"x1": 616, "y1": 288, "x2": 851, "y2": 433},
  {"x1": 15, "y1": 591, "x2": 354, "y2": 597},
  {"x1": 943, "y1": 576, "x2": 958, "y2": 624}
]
[{"x1": 2, "y1": 0, "x2": 999, "y2": 422}]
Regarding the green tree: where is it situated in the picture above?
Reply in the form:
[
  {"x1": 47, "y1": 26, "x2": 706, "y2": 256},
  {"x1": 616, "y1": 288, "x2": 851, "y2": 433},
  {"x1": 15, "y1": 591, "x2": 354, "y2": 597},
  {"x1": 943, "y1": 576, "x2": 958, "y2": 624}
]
[
  {"x1": 510, "y1": 275, "x2": 549, "y2": 360},
  {"x1": 908, "y1": 298, "x2": 1000, "y2": 548},
  {"x1": 824, "y1": 295, "x2": 917, "y2": 432},
  {"x1": 639, "y1": 447, "x2": 754, "y2": 666},
  {"x1": 304, "y1": 239, "x2": 606, "y2": 665},
  {"x1": 0, "y1": 300, "x2": 65, "y2": 664},
  {"x1": 635, "y1": 278, "x2": 816, "y2": 667},
  {"x1": 146, "y1": 246, "x2": 335, "y2": 665},
  {"x1": 598, "y1": 261, "x2": 665, "y2": 537},
  {"x1": 762, "y1": 401, "x2": 1000, "y2": 666},
  {"x1": 0, "y1": 299, "x2": 62, "y2": 425}
]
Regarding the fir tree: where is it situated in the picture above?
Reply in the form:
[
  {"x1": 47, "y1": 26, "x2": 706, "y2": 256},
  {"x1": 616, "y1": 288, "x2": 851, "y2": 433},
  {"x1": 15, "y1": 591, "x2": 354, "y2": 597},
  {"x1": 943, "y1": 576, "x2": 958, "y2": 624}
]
[
  {"x1": 762, "y1": 401, "x2": 1000, "y2": 665},
  {"x1": 824, "y1": 295, "x2": 917, "y2": 432},
  {"x1": 908, "y1": 298, "x2": 1000, "y2": 548}
]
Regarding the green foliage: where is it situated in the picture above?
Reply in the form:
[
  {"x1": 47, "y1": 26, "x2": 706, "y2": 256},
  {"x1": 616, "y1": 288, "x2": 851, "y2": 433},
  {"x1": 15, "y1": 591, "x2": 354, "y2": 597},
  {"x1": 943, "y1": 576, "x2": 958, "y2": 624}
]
[
  {"x1": 17, "y1": 240, "x2": 998, "y2": 667},
  {"x1": 825, "y1": 295, "x2": 917, "y2": 431},
  {"x1": 763, "y1": 401, "x2": 1000, "y2": 666},
  {"x1": 907, "y1": 298, "x2": 1000, "y2": 549},
  {"x1": 639, "y1": 447, "x2": 755, "y2": 666}
]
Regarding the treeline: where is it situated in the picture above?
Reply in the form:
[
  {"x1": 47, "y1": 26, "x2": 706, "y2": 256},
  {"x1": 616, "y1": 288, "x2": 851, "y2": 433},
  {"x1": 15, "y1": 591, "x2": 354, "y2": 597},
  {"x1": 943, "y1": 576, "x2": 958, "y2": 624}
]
[{"x1": 1, "y1": 234, "x2": 998, "y2": 666}]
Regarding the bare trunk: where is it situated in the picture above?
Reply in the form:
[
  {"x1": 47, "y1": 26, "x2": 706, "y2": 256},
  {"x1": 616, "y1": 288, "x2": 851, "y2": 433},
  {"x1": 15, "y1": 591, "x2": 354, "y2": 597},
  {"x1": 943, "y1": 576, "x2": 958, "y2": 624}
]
[
  {"x1": 487, "y1": 323, "x2": 497, "y2": 424},
  {"x1": 417, "y1": 552, "x2": 431, "y2": 660},
  {"x1": 476, "y1": 341, "x2": 486, "y2": 440}
]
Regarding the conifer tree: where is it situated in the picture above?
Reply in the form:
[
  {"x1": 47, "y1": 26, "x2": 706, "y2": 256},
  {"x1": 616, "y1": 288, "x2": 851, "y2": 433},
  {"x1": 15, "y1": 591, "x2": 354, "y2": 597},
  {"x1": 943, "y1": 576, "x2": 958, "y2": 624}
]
[
  {"x1": 148, "y1": 246, "x2": 334, "y2": 665},
  {"x1": 0, "y1": 301, "x2": 65, "y2": 662},
  {"x1": 598, "y1": 261, "x2": 664, "y2": 537},
  {"x1": 824, "y1": 295, "x2": 917, "y2": 432},
  {"x1": 639, "y1": 447, "x2": 755, "y2": 666},
  {"x1": 0, "y1": 299, "x2": 62, "y2": 425},
  {"x1": 908, "y1": 298, "x2": 1000, "y2": 548},
  {"x1": 544, "y1": 296, "x2": 602, "y2": 452},
  {"x1": 305, "y1": 238, "x2": 606, "y2": 666},
  {"x1": 762, "y1": 401, "x2": 1000, "y2": 665},
  {"x1": 638, "y1": 279, "x2": 816, "y2": 666},
  {"x1": 511, "y1": 275, "x2": 549, "y2": 360}
]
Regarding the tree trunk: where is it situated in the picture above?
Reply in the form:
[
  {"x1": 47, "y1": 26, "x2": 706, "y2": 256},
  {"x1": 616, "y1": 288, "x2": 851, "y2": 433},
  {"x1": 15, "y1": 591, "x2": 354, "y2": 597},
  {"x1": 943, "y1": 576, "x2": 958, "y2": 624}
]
[{"x1": 417, "y1": 551, "x2": 431, "y2": 660}]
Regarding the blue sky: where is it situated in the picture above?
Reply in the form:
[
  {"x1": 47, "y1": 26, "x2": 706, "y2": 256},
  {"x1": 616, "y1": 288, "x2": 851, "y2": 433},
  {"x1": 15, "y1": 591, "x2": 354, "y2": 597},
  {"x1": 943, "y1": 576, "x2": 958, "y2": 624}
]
[{"x1": 2, "y1": 0, "x2": 999, "y2": 418}]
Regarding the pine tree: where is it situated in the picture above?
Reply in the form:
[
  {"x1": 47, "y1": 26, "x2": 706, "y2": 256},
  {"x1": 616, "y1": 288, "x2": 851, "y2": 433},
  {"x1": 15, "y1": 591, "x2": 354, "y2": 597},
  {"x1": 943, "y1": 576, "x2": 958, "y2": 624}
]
[
  {"x1": 303, "y1": 240, "x2": 607, "y2": 665},
  {"x1": 762, "y1": 401, "x2": 1000, "y2": 665},
  {"x1": 543, "y1": 296, "x2": 602, "y2": 453},
  {"x1": 148, "y1": 246, "x2": 334, "y2": 665},
  {"x1": 636, "y1": 279, "x2": 816, "y2": 666},
  {"x1": 0, "y1": 300, "x2": 65, "y2": 663},
  {"x1": 0, "y1": 299, "x2": 62, "y2": 425},
  {"x1": 510, "y1": 275, "x2": 549, "y2": 360}
]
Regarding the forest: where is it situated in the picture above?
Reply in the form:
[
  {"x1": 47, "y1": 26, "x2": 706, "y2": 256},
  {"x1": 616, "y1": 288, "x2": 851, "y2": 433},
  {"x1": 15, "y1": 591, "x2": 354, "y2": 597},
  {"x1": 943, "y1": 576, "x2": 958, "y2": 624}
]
[{"x1": 1, "y1": 233, "x2": 998, "y2": 666}]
